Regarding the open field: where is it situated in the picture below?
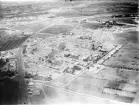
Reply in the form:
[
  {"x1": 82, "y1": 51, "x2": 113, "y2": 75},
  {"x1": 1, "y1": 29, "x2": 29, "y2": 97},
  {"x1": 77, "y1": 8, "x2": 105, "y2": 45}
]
[
  {"x1": 61, "y1": 65, "x2": 139, "y2": 103},
  {"x1": 64, "y1": 76, "x2": 134, "y2": 103},
  {"x1": 80, "y1": 67, "x2": 139, "y2": 84},
  {"x1": 0, "y1": 28, "x2": 30, "y2": 51},
  {"x1": 103, "y1": 43, "x2": 139, "y2": 70},
  {"x1": 12, "y1": 24, "x2": 46, "y2": 33},
  {"x1": 40, "y1": 25, "x2": 72, "y2": 34}
]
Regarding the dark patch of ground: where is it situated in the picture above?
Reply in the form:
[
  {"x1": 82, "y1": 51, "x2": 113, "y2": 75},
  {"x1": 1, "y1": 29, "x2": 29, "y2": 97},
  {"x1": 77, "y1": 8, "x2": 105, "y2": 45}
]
[
  {"x1": 0, "y1": 78, "x2": 20, "y2": 105},
  {"x1": 40, "y1": 25, "x2": 72, "y2": 34},
  {"x1": 114, "y1": 31, "x2": 139, "y2": 44}
]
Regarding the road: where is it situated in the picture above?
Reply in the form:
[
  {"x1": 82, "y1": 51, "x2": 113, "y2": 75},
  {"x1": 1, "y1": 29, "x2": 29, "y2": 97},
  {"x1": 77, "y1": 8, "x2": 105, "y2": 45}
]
[{"x1": 15, "y1": 47, "x2": 28, "y2": 104}]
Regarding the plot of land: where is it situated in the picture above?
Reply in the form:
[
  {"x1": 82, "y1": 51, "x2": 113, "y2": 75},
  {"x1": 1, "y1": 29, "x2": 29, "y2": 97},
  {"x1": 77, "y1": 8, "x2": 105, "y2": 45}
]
[
  {"x1": 103, "y1": 43, "x2": 139, "y2": 70},
  {"x1": 64, "y1": 75, "x2": 134, "y2": 103},
  {"x1": 46, "y1": 73, "x2": 74, "y2": 88},
  {"x1": 113, "y1": 31, "x2": 139, "y2": 44},
  {"x1": 81, "y1": 66, "x2": 139, "y2": 84},
  {"x1": 41, "y1": 84, "x2": 117, "y2": 104},
  {"x1": 0, "y1": 29, "x2": 30, "y2": 51},
  {"x1": 12, "y1": 23, "x2": 47, "y2": 33},
  {"x1": 82, "y1": 22, "x2": 106, "y2": 29},
  {"x1": 40, "y1": 25, "x2": 72, "y2": 34}
]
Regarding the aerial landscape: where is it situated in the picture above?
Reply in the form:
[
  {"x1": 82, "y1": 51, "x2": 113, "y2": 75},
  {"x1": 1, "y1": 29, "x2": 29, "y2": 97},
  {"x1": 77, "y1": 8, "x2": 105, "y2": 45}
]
[{"x1": 0, "y1": 0, "x2": 138, "y2": 104}]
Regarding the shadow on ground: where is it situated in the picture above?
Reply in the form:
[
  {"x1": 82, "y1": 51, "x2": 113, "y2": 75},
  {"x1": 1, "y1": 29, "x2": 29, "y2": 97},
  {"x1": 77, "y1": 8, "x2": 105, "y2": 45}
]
[{"x1": 0, "y1": 78, "x2": 22, "y2": 105}]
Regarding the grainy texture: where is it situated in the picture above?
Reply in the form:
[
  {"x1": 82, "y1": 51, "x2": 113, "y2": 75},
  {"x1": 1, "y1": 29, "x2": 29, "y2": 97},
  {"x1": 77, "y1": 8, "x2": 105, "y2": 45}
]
[{"x1": 0, "y1": 0, "x2": 138, "y2": 104}]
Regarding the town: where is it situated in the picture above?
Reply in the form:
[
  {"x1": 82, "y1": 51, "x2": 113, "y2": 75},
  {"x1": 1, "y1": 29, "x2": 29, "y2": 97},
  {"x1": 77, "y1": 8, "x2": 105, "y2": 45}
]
[{"x1": 0, "y1": 0, "x2": 138, "y2": 104}]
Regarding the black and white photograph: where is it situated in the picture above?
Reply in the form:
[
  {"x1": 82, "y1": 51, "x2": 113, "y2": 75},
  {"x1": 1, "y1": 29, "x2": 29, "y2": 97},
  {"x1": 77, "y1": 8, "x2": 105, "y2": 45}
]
[{"x1": 0, "y1": 0, "x2": 138, "y2": 104}]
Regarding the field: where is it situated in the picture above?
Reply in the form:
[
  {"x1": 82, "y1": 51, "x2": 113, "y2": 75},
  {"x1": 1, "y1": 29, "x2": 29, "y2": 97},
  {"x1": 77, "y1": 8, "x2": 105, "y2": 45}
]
[
  {"x1": 0, "y1": 29, "x2": 30, "y2": 51},
  {"x1": 64, "y1": 76, "x2": 134, "y2": 103},
  {"x1": 40, "y1": 25, "x2": 72, "y2": 34},
  {"x1": 62, "y1": 65, "x2": 139, "y2": 103},
  {"x1": 12, "y1": 24, "x2": 46, "y2": 33},
  {"x1": 103, "y1": 43, "x2": 139, "y2": 70}
]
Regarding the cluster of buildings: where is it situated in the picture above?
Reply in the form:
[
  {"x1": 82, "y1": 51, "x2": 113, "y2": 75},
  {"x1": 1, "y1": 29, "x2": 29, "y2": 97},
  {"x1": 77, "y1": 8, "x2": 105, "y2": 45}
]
[
  {"x1": 22, "y1": 27, "x2": 115, "y2": 80},
  {"x1": 0, "y1": 50, "x2": 17, "y2": 71}
]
